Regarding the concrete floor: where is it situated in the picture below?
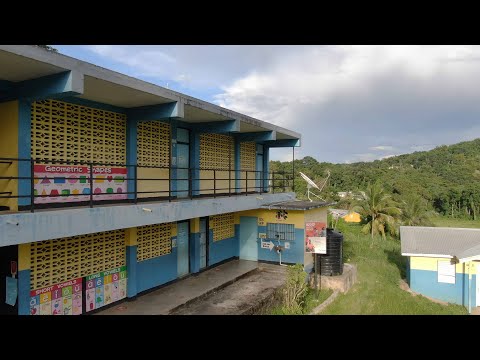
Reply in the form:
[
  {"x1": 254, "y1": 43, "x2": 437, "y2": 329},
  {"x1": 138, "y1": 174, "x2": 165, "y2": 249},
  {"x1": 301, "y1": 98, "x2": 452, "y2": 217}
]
[
  {"x1": 96, "y1": 259, "x2": 258, "y2": 315},
  {"x1": 171, "y1": 263, "x2": 287, "y2": 315}
]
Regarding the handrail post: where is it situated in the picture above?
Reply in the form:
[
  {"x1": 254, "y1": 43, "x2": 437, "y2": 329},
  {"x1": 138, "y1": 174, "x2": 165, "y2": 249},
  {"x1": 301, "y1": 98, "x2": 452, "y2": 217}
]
[
  {"x1": 169, "y1": 164, "x2": 172, "y2": 202},
  {"x1": 30, "y1": 159, "x2": 35, "y2": 213},
  {"x1": 246, "y1": 171, "x2": 248, "y2": 195},
  {"x1": 272, "y1": 171, "x2": 275, "y2": 193},
  {"x1": 213, "y1": 170, "x2": 216, "y2": 198},
  {"x1": 292, "y1": 146, "x2": 295, "y2": 192},
  {"x1": 134, "y1": 164, "x2": 138, "y2": 204},
  {"x1": 189, "y1": 168, "x2": 193, "y2": 199},
  {"x1": 89, "y1": 163, "x2": 94, "y2": 208}
]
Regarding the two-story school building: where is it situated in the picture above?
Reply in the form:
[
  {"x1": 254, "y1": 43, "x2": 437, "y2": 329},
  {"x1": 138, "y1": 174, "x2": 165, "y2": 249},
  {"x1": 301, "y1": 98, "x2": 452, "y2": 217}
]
[{"x1": 0, "y1": 45, "x2": 306, "y2": 315}]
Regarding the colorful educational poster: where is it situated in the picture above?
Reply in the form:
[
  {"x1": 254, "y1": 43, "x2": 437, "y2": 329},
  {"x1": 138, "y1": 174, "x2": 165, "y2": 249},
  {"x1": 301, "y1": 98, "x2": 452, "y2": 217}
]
[
  {"x1": 305, "y1": 222, "x2": 327, "y2": 254},
  {"x1": 30, "y1": 277, "x2": 82, "y2": 316},
  {"x1": 85, "y1": 266, "x2": 127, "y2": 312},
  {"x1": 34, "y1": 164, "x2": 127, "y2": 204}
]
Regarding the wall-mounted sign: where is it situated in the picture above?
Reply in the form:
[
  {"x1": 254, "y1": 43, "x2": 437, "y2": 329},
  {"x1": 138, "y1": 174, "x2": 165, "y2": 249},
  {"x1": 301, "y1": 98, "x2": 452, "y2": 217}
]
[
  {"x1": 258, "y1": 217, "x2": 265, "y2": 226},
  {"x1": 85, "y1": 266, "x2": 127, "y2": 313},
  {"x1": 30, "y1": 278, "x2": 82, "y2": 315},
  {"x1": 305, "y1": 222, "x2": 327, "y2": 254},
  {"x1": 258, "y1": 233, "x2": 267, "y2": 239},
  {"x1": 261, "y1": 240, "x2": 275, "y2": 250},
  {"x1": 275, "y1": 210, "x2": 288, "y2": 221},
  {"x1": 34, "y1": 165, "x2": 127, "y2": 204}
]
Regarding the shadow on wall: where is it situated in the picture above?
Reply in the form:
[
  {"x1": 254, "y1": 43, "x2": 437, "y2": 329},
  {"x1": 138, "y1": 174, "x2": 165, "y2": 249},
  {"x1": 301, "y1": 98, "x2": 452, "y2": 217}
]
[{"x1": 384, "y1": 249, "x2": 407, "y2": 280}]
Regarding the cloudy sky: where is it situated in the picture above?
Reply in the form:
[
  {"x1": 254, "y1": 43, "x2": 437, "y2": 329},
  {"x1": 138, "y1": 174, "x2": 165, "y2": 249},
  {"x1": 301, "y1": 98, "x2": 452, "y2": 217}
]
[{"x1": 55, "y1": 45, "x2": 480, "y2": 163}]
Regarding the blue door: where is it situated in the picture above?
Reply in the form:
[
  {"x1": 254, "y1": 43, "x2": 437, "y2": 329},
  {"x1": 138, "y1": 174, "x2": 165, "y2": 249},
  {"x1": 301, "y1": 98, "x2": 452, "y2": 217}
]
[
  {"x1": 177, "y1": 221, "x2": 189, "y2": 277},
  {"x1": 177, "y1": 128, "x2": 190, "y2": 198},
  {"x1": 240, "y1": 216, "x2": 258, "y2": 261},
  {"x1": 256, "y1": 144, "x2": 264, "y2": 193},
  {"x1": 199, "y1": 217, "x2": 208, "y2": 269}
]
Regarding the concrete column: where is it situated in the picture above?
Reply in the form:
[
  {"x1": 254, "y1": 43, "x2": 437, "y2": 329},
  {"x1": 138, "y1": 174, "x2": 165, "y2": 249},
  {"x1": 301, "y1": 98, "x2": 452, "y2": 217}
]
[
  {"x1": 235, "y1": 138, "x2": 241, "y2": 193},
  {"x1": 18, "y1": 99, "x2": 31, "y2": 208},
  {"x1": 126, "y1": 117, "x2": 137, "y2": 201},
  {"x1": 264, "y1": 145, "x2": 270, "y2": 192},
  {"x1": 189, "y1": 218, "x2": 200, "y2": 273},
  {"x1": 17, "y1": 243, "x2": 31, "y2": 315},
  {"x1": 170, "y1": 120, "x2": 177, "y2": 199},
  {"x1": 191, "y1": 133, "x2": 200, "y2": 197},
  {"x1": 125, "y1": 227, "x2": 138, "y2": 299}
]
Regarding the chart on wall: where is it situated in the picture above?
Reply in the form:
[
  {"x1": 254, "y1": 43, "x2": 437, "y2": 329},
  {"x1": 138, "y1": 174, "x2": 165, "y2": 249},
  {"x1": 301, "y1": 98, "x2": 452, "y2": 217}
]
[
  {"x1": 30, "y1": 278, "x2": 83, "y2": 315},
  {"x1": 34, "y1": 165, "x2": 127, "y2": 204},
  {"x1": 305, "y1": 222, "x2": 327, "y2": 254},
  {"x1": 85, "y1": 266, "x2": 127, "y2": 313}
]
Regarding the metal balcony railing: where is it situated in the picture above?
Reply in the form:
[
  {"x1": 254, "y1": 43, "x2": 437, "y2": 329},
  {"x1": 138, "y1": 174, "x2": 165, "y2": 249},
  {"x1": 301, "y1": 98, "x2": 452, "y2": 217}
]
[{"x1": 0, "y1": 158, "x2": 294, "y2": 213}]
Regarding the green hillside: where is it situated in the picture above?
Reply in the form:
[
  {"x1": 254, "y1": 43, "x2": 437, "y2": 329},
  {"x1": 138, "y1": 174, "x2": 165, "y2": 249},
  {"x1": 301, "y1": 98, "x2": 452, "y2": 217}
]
[{"x1": 271, "y1": 138, "x2": 480, "y2": 219}]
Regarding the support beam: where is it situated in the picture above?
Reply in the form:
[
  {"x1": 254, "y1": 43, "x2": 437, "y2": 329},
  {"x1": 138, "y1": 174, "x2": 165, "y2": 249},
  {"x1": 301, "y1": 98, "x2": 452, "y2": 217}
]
[
  {"x1": 233, "y1": 131, "x2": 276, "y2": 142},
  {"x1": 127, "y1": 101, "x2": 184, "y2": 121},
  {"x1": 187, "y1": 120, "x2": 240, "y2": 134},
  {"x1": 2, "y1": 71, "x2": 84, "y2": 102},
  {"x1": 263, "y1": 139, "x2": 300, "y2": 148}
]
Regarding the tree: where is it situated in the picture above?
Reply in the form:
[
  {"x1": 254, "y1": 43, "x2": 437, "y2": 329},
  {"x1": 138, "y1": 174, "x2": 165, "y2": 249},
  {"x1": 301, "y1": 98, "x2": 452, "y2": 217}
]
[
  {"x1": 353, "y1": 181, "x2": 401, "y2": 240},
  {"x1": 401, "y1": 196, "x2": 435, "y2": 226}
]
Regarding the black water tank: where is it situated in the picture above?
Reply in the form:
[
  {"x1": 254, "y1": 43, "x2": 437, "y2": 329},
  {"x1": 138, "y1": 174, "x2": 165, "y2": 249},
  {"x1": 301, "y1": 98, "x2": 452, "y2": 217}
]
[{"x1": 316, "y1": 228, "x2": 343, "y2": 276}]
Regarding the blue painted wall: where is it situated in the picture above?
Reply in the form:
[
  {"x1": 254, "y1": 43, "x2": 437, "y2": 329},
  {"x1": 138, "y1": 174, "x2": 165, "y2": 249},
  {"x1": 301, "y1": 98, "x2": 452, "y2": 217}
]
[
  {"x1": 410, "y1": 268, "x2": 475, "y2": 307},
  {"x1": 18, "y1": 269, "x2": 30, "y2": 315},
  {"x1": 208, "y1": 224, "x2": 239, "y2": 266},
  {"x1": 257, "y1": 227, "x2": 305, "y2": 264},
  {"x1": 136, "y1": 247, "x2": 178, "y2": 294}
]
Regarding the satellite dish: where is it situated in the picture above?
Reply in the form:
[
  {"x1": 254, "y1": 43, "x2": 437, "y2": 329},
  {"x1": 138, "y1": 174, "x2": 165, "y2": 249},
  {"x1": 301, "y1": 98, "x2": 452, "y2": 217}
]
[
  {"x1": 300, "y1": 172, "x2": 320, "y2": 190},
  {"x1": 299, "y1": 171, "x2": 330, "y2": 202}
]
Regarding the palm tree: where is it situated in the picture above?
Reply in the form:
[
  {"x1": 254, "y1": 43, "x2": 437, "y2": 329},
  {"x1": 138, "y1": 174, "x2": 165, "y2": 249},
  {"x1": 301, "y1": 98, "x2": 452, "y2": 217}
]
[
  {"x1": 353, "y1": 181, "x2": 401, "y2": 240},
  {"x1": 401, "y1": 196, "x2": 434, "y2": 226}
]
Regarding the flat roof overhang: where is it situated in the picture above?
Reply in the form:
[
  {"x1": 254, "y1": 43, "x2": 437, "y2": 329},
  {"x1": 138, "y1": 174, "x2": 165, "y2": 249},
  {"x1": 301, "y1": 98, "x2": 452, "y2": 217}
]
[{"x1": 0, "y1": 45, "x2": 301, "y2": 144}]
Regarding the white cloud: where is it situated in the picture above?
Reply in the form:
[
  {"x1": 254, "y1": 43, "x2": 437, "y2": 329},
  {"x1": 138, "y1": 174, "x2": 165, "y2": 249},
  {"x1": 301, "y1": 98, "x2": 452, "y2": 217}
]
[
  {"x1": 369, "y1": 146, "x2": 394, "y2": 151},
  {"x1": 63, "y1": 45, "x2": 480, "y2": 163}
]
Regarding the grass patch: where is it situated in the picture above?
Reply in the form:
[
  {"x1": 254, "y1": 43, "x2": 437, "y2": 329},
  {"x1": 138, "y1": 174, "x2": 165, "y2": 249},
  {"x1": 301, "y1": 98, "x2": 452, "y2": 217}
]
[
  {"x1": 268, "y1": 288, "x2": 333, "y2": 315},
  {"x1": 430, "y1": 217, "x2": 480, "y2": 229},
  {"x1": 321, "y1": 219, "x2": 468, "y2": 315}
]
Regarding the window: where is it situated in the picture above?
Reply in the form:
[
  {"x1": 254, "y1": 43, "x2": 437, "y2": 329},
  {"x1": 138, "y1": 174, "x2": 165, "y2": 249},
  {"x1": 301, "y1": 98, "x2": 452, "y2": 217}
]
[
  {"x1": 267, "y1": 223, "x2": 295, "y2": 241},
  {"x1": 437, "y1": 260, "x2": 456, "y2": 284}
]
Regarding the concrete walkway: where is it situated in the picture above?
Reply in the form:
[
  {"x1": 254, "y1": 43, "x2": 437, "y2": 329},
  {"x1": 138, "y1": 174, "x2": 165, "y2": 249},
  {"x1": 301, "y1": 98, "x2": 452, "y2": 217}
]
[
  {"x1": 96, "y1": 259, "x2": 258, "y2": 315},
  {"x1": 171, "y1": 263, "x2": 287, "y2": 315}
]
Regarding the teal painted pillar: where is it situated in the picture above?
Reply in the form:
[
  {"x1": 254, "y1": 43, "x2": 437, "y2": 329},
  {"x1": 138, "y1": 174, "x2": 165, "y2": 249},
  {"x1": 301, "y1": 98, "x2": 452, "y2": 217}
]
[
  {"x1": 264, "y1": 145, "x2": 270, "y2": 192},
  {"x1": 170, "y1": 120, "x2": 177, "y2": 198},
  {"x1": 126, "y1": 245, "x2": 138, "y2": 298},
  {"x1": 18, "y1": 99, "x2": 31, "y2": 207},
  {"x1": 235, "y1": 138, "x2": 241, "y2": 193},
  {"x1": 190, "y1": 232, "x2": 200, "y2": 273},
  {"x1": 18, "y1": 269, "x2": 30, "y2": 315},
  {"x1": 126, "y1": 117, "x2": 137, "y2": 201},
  {"x1": 191, "y1": 132, "x2": 200, "y2": 196}
]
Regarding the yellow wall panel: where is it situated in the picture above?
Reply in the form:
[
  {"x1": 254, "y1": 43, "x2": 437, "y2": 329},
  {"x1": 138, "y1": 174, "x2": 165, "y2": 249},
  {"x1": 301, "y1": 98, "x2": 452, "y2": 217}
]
[
  {"x1": 210, "y1": 213, "x2": 235, "y2": 241},
  {"x1": 30, "y1": 229, "x2": 126, "y2": 290},
  {"x1": 137, "y1": 223, "x2": 172, "y2": 261},
  {"x1": 0, "y1": 101, "x2": 19, "y2": 211},
  {"x1": 137, "y1": 121, "x2": 170, "y2": 167},
  {"x1": 240, "y1": 142, "x2": 257, "y2": 192},
  {"x1": 137, "y1": 168, "x2": 170, "y2": 198},
  {"x1": 200, "y1": 134, "x2": 234, "y2": 195},
  {"x1": 31, "y1": 99, "x2": 126, "y2": 164},
  {"x1": 409, "y1": 256, "x2": 475, "y2": 274}
]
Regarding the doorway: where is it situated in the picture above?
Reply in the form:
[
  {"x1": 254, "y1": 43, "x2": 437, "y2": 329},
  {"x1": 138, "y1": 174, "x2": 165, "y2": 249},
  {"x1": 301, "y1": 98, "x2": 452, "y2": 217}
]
[
  {"x1": 177, "y1": 221, "x2": 190, "y2": 278},
  {"x1": 239, "y1": 216, "x2": 258, "y2": 261}
]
